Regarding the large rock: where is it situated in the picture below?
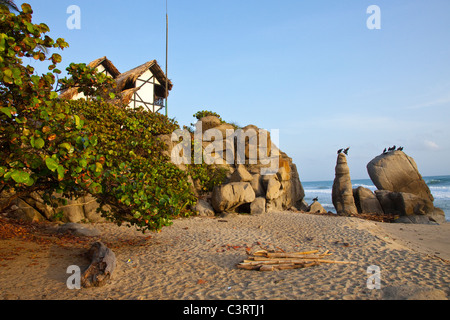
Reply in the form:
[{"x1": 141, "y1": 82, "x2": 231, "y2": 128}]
[
  {"x1": 374, "y1": 190, "x2": 433, "y2": 216},
  {"x1": 353, "y1": 186, "x2": 384, "y2": 214},
  {"x1": 193, "y1": 199, "x2": 215, "y2": 217},
  {"x1": 332, "y1": 153, "x2": 358, "y2": 215},
  {"x1": 249, "y1": 173, "x2": 265, "y2": 197},
  {"x1": 250, "y1": 197, "x2": 266, "y2": 215},
  {"x1": 374, "y1": 190, "x2": 445, "y2": 224},
  {"x1": 211, "y1": 182, "x2": 256, "y2": 213},
  {"x1": 197, "y1": 120, "x2": 305, "y2": 214},
  {"x1": 367, "y1": 151, "x2": 445, "y2": 224},
  {"x1": 199, "y1": 116, "x2": 222, "y2": 132},
  {"x1": 229, "y1": 165, "x2": 253, "y2": 182},
  {"x1": 265, "y1": 176, "x2": 282, "y2": 200},
  {"x1": 308, "y1": 201, "x2": 327, "y2": 214},
  {"x1": 367, "y1": 151, "x2": 434, "y2": 202}
]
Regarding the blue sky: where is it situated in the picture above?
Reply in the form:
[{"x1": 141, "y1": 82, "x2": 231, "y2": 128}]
[{"x1": 19, "y1": 0, "x2": 450, "y2": 181}]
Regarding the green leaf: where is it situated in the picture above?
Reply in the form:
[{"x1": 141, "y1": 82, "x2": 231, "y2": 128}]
[
  {"x1": 74, "y1": 115, "x2": 82, "y2": 129},
  {"x1": 45, "y1": 157, "x2": 59, "y2": 172},
  {"x1": 57, "y1": 165, "x2": 64, "y2": 180},
  {"x1": 34, "y1": 138, "x2": 45, "y2": 149},
  {"x1": 59, "y1": 143, "x2": 71, "y2": 151},
  {"x1": 25, "y1": 176, "x2": 35, "y2": 187},
  {"x1": 133, "y1": 212, "x2": 142, "y2": 219},
  {"x1": 21, "y1": 3, "x2": 33, "y2": 14},
  {"x1": 0, "y1": 167, "x2": 7, "y2": 177},
  {"x1": 0, "y1": 107, "x2": 12, "y2": 118},
  {"x1": 79, "y1": 159, "x2": 88, "y2": 168},
  {"x1": 11, "y1": 170, "x2": 30, "y2": 184}
]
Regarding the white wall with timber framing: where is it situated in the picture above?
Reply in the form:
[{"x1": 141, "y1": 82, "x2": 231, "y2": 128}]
[{"x1": 128, "y1": 69, "x2": 165, "y2": 113}]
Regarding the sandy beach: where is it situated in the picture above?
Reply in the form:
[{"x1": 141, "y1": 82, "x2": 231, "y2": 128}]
[{"x1": 0, "y1": 211, "x2": 449, "y2": 300}]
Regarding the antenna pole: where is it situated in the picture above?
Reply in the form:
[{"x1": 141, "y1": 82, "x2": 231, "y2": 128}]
[{"x1": 165, "y1": 0, "x2": 169, "y2": 117}]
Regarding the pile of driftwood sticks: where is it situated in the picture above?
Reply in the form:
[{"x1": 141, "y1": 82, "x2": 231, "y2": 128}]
[{"x1": 237, "y1": 249, "x2": 356, "y2": 271}]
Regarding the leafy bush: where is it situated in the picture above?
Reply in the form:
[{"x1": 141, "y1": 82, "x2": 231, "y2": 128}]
[
  {"x1": 0, "y1": 3, "x2": 196, "y2": 232},
  {"x1": 193, "y1": 110, "x2": 223, "y2": 121}
]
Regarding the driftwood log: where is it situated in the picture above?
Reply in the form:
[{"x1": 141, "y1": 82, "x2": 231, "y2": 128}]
[
  {"x1": 237, "y1": 249, "x2": 356, "y2": 271},
  {"x1": 81, "y1": 242, "x2": 116, "y2": 288}
]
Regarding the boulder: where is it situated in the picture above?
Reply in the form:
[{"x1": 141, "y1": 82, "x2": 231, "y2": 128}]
[
  {"x1": 229, "y1": 165, "x2": 253, "y2": 183},
  {"x1": 367, "y1": 151, "x2": 434, "y2": 202},
  {"x1": 265, "y1": 176, "x2": 281, "y2": 200},
  {"x1": 374, "y1": 190, "x2": 442, "y2": 224},
  {"x1": 199, "y1": 116, "x2": 222, "y2": 132},
  {"x1": 249, "y1": 173, "x2": 265, "y2": 197},
  {"x1": 308, "y1": 201, "x2": 327, "y2": 214},
  {"x1": 332, "y1": 153, "x2": 358, "y2": 215},
  {"x1": 211, "y1": 182, "x2": 255, "y2": 213},
  {"x1": 13, "y1": 199, "x2": 46, "y2": 223},
  {"x1": 429, "y1": 207, "x2": 446, "y2": 224},
  {"x1": 198, "y1": 121, "x2": 305, "y2": 214},
  {"x1": 353, "y1": 186, "x2": 384, "y2": 214},
  {"x1": 250, "y1": 197, "x2": 266, "y2": 215},
  {"x1": 193, "y1": 199, "x2": 215, "y2": 217},
  {"x1": 374, "y1": 190, "x2": 399, "y2": 215}
]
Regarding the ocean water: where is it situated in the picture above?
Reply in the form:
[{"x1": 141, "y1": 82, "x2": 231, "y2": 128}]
[{"x1": 302, "y1": 175, "x2": 450, "y2": 222}]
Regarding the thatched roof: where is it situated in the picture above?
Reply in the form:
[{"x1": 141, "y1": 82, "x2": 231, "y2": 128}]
[
  {"x1": 59, "y1": 58, "x2": 172, "y2": 102},
  {"x1": 59, "y1": 56, "x2": 121, "y2": 100},
  {"x1": 87, "y1": 56, "x2": 121, "y2": 78},
  {"x1": 115, "y1": 60, "x2": 173, "y2": 98}
]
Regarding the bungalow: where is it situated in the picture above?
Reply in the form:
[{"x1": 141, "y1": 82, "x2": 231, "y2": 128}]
[
  {"x1": 59, "y1": 57, "x2": 172, "y2": 113},
  {"x1": 115, "y1": 60, "x2": 172, "y2": 113}
]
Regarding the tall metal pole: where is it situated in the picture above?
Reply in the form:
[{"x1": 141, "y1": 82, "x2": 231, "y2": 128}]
[{"x1": 165, "y1": 0, "x2": 169, "y2": 117}]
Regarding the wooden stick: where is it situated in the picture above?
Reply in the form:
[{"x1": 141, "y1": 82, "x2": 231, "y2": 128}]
[
  {"x1": 314, "y1": 259, "x2": 357, "y2": 265},
  {"x1": 266, "y1": 253, "x2": 327, "y2": 259}
]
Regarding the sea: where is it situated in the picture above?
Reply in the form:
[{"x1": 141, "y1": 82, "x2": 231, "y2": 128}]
[{"x1": 302, "y1": 175, "x2": 450, "y2": 222}]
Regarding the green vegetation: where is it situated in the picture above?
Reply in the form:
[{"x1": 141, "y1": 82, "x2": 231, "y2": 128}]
[{"x1": 0, "y1": 3, "x2": 197, "y2": 232}]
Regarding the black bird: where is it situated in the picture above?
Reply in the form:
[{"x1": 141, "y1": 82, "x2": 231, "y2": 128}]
[
  {"x1": 383, "y1": 148, "x2": 387, "y2": 154},
  {"x1": 343, "y1": 147, "x2": 350, "y2": 155},
  {"x1": 337, "y1": 148, "x2": 343, "y2": 154},
  {"x1": 312, "y1": 197, "x2": 319, "y2": 202},
  {"x1": 397, "y1": 146, "x2": 404, "y2": 151}
]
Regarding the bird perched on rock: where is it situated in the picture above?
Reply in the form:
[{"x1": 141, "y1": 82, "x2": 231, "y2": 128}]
[
  {"x1": 383, "y1": 148, "x2": 387, "y2": 154},
  {"x1": 312, "y1": 197, "x2": 318, "y2": 202},
  {"x1": 337, "y1": 148, "x2": 343, "y2": 154},
  {"x1": 343, "y1": 147, "x2": 350, "y2": 155},
  {"x1": 397, "y1": 146, "x2": 404, "y2": 151}
]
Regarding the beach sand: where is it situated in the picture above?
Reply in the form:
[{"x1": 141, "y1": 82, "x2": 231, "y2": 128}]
[{"x1": 0, "y1": 211, "x2": 449, "y2": 300}]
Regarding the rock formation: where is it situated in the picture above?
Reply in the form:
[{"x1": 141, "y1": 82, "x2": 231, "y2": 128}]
[
  {"x1": 367, "y1": 151, "x2": 433, "y2": 203},
  {"x1": 6, "y1": 192, "x2": 105, "y2": 224},
  {"x1": 367, "y1": 151, "x2": 445, "y2": 224},
  {"x1": 196, "y1": 116, "x2": 305, "y2": 215},
  {"x1": 307, "y1": 201, "x2": 327, "y2": 214},
  {"x1": 353, "y1": 186, "x2": 384, "y2": 215},
  {"x1": 332, "y1": 153, "x2": 358, "y2": 215}
]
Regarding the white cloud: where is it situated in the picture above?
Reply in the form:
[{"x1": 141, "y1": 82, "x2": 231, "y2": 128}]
[
  {"x1": 405, "y1": 95, "x2": 450, "y2": 110},
  {"x1": 423, "y1": 140, "x2": 440, "y2": 150}
]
